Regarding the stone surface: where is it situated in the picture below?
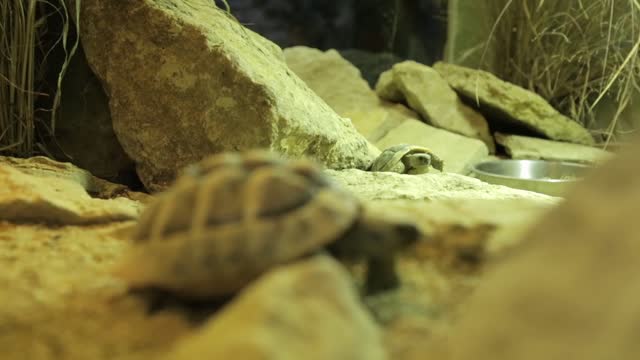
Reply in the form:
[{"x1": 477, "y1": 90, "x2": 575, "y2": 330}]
[
  {"x1": 439, "y1": 138, "x2": 640, "y2": 359},
  {"x1": 376, "y1": 61, "x2": 494, "y2": 151},
  {"x1": 0, "y1": 222, "x2": 191, "y2": 360},
  {"x1": 79, "y1": 1, "x2": 375, "y2": 192},
  {"x1": 0, "y1": 162, "x2": 142, "y2": 225},
  {"x1": 0, "y1": 155, "x2": 151, "y2": 202},
  {"x1": 326, "y1": 168, "x2": 557, "y2": 203},
  {"x1": 495, "y1": 133, "x2": 614, "y2": 164},
  {"x1": 433, "y1": 62, "x2": 595, "y2": 146},
  {"x1": 0, "y1": 150, "x2": 563, "y2": 360},
  {"x1": 166, "y1": 255, "x2": 386, "y2": 360},
  {"x1": 374, "y1": 119, "x2": 490, "y2": 174}
]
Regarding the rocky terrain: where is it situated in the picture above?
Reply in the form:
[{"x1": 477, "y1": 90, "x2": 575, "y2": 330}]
[{"x1": 0, "y1": 0, "x2": 629, "y2": 359}]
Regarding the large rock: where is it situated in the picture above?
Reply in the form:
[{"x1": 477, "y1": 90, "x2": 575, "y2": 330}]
[
  {"x1": 495, "y1": 133, "x2": 613, "y2": 164},
  {"x1": 166, "y1": 255, "x2": 386, "y2": 360},
  {"x1": 79, "y1": 1, "x2": 375, "y2": 191},
  {"x1": 433, "y1": 62, "x2": 595, "y2": 146},
  {"x1": 374, "y1": 119, "x2": 490, "y2": 174},
  {"x1": 440, "y1": 139, "x2": 640, "y2": 359},
  {"x1": 376, "y1": 61, "x2": 494, "y2": 152}
]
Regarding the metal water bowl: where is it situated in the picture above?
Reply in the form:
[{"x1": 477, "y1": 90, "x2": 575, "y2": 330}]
[{"x1": 471, "y1": 159, "x2": 593, "y2": 196}]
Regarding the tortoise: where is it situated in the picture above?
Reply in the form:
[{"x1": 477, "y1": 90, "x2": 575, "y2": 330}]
[
  {"x1": 370, "y1": 144, "x2": 444, "y2": 174},
  {"x1": 113, "y1": 150, "x2": 420, "y2": 299}
]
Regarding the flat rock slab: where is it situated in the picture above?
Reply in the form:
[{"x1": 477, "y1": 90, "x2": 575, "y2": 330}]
[
  {"x1": 495, "y1": 133, "x2": 614, "y2": 164},
  {"x1": 0, "y1": 163, "x2": 142, "y2": 225},
  {"x1": 374, "y1": 119, "x2": 490, "y2": 174},
  {"x1": 326, "y1": 168, "x2": 557, "y2": 202},
  {"x1": 167, "y1": 255, "x2": 385, "y2": 360},
  {"x1": 80, "y1": 1, "x2": 374, "y2": 191},
  {"x1": 433, "y1": 62, "x2": 595, "y2": 146},
  {"x1": 376, "y1": 61, "x2": 494, "y2": 152},
  {"x1": 0, "y1": 155, "x2": 151, "y2": 203}
]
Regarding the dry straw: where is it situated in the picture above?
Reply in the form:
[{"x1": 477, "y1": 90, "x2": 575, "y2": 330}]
[
  {"x1": 0, "y1": 0, "x2": 79, "y2": 157},
  {"x1": 481, "y1": 0, "x2": 640, "y2": 146}
]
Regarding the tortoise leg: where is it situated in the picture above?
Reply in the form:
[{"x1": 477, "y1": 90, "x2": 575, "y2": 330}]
[{"x1": 365, "y1": 255, "x2": 400, "y2": 295}]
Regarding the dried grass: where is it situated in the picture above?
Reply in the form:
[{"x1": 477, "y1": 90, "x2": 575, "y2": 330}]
[
  {"x1": 0, "y1": 0, "x2": 80, "y2": 157},
  {"x1": 480, "y1": 0, "x2": 640, "y2": 146}
]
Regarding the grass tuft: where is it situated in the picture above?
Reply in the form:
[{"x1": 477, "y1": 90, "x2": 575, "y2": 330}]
[{"x1": 480, "y1": 0, "x2": 640, "y2": 146}]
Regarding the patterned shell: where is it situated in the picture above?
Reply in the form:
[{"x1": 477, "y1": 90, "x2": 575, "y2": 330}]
[
  {"x1": 371, "y1": 144, "x2": 443, "y2": 172},
  {"x1": 113, "y1": 150, "x2": 360, "y2": 298}
]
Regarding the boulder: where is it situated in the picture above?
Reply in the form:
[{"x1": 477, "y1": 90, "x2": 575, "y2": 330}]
[
  {"x1": 78, "y1": 0, "x2": 375, "y2": 191},
  {"x1": 495, "y1": 133, "x2": 613, "y2": 164},
  {"x1": 166, "y1": 255, "x2": 386, "y2": 360},
  {"x1": 376, "y1": 61, "x2": 494, "y2": 151},
  {"x1": 433, "y1": 62, "x2": 595, "y2": 145}
]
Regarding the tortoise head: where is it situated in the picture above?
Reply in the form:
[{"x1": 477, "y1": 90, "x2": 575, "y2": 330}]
[
  {"x1": 328, "y1": 209, "x2": 420, "y2": 260},
  {"x1": 403, "y1": 153, "x2": 433, "y2": 172}
]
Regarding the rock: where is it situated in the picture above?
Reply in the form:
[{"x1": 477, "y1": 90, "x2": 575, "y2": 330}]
[
  {"x1": 440, "y1": 138, "x2": 640, "y2": 359},
  {"x1": 283, "y1": 45, "x2": 392, "y2": 149},
  {"x1": 0, "y1": 155, "x2": 151, "y2": 203},
  {"x1": 0, "y1": 222, "x2": 191, "y2": 360},
  {"x1": 495, "y1": 133, "x2": 614, "y2": 164},
  {"x1": 0, "y1": 163, "x2": 142, "y2": 225},
  {"x1": 166, "y1": 255, "x2": 386, "y2": 360},
  {"x1": 79, "y1": 1, "x2": 375, "y2": 192},
  {"x1": 283, "y1": 46, "x2": 381, "y2": 114},
  {"x1": 433, "y1": 62, "x2": 595, "y2": 146},
  {"x1": 374, "y1": 119, "x2": 489, "y2": 174},
  {"x1": 376, "y1": 61, "x2": 494, "y2": 152},
  {"x1": 282, "y1": 46, "x2": 490, "y2": 171},
  {"x1": 326, "y1": 168, "x2": 556, "y2": 202}
]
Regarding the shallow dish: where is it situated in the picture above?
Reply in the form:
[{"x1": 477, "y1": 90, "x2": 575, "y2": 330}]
[{"x1": 471, "y1": 159, "x2": 593, "y2": 196}]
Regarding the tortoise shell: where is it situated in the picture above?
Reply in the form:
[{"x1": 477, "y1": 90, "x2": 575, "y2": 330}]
[
  {"x1": 114, "y1": 150, "x2": 360, "y2": 298},
  {"x1": 370, "y1": 144, "x2": 444, "y2": 173}
]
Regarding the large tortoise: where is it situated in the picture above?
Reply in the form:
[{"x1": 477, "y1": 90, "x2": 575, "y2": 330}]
[
  {"x1": 113, "y1": 150, "x2": 420, "y2": 299},
  {"x1": 370, "y1": 144, "x2": 444, "y2": 174}
]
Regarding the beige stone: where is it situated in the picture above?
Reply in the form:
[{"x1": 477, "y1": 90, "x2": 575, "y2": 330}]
[
  {"x1": 166, "y1": 255, "x2": 386, "y2": 360},
  {"x1": 283, "y1": 46, "x2": 381, "y2": 113},
  {"x1": 326, "y1": 168, "x2": 556, "y2": 203},
  {"x1": 376, "y1": 61, "x2": 494, "y2": 151},
  {"x1": 0, "y1": 155, "x2": 151, "y2": 202},
  {"x1": 374, "y1": 119, "x2": 489, "y2": 174},
  {"x1": 79, "y1": 1, "x2": 375, "y2": 191},
  {"x1": 434, "y1": 62, "x2": 595, "y2": 146},
  {"x1": 0, "y1": 163, "x2": 142, "y2": 225},
  {"x1": 495, "y1": 133, "x2": 614, "y2": 164}
]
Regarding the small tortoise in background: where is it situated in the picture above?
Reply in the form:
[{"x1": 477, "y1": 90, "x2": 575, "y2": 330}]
[
  {"x1": 370, "y1": 144, "x2": 444, "y2": 174},
  {"x1": 113, "y1": 150, "x2": 420, "y2": 299}
]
